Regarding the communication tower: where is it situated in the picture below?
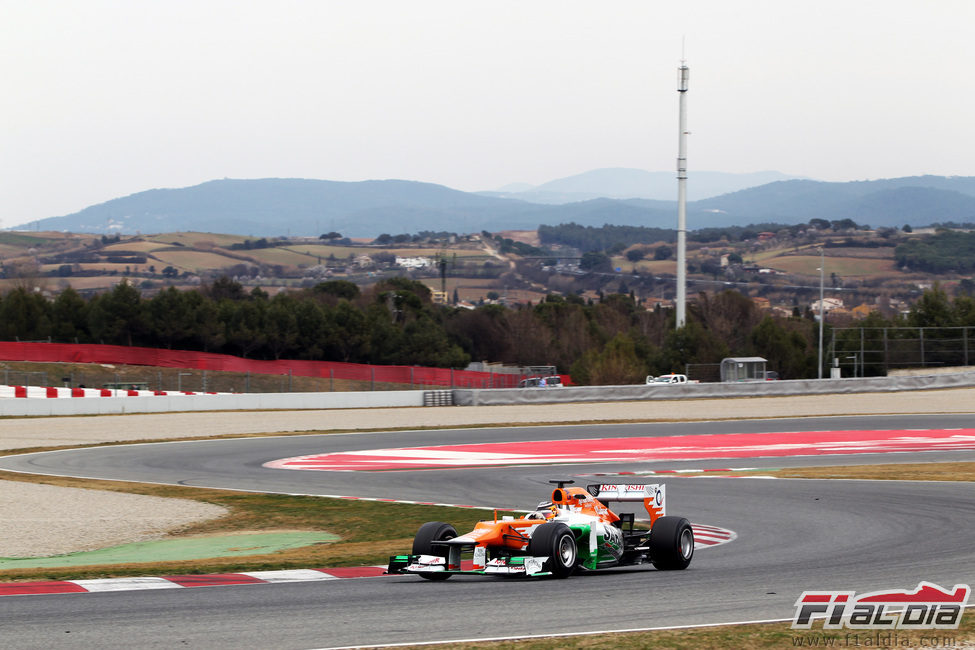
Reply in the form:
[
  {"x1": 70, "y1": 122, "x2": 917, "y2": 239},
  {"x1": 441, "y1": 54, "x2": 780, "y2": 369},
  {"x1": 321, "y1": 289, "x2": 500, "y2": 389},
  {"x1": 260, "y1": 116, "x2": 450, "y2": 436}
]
[{"x1": 675, "y1": 61, "x2": 689, "y2": 329}]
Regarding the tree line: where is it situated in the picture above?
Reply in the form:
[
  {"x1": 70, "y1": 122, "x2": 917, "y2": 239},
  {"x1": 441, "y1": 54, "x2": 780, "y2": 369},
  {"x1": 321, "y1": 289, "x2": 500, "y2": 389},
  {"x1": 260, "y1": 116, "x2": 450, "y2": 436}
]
[
  {"x1": 0, "y1": 277, "x2": 970, "y2": 383},
  {"x1": 1, "y1": 278, "x2": 467, "y2": 369},
  {"x1": 894, "y1": 230, "x2": 975, "y2": 273},
  {"x1": 538, "y1": 219, "x2": 875, "y2": 255}
]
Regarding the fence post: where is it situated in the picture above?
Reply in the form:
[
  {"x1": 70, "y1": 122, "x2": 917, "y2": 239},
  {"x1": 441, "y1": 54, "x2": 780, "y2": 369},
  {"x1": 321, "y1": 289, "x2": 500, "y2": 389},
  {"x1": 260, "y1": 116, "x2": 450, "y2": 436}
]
[
  {"x1": 860, "y1": 328, "x2": 865, "y2": 376},
  {"x1": 371, "y1": 367, "x2": 375, "y2": 391},
  {"x1": 883, "y1": 328, "x2": 889, "y2": 374},
  {"x1": 920, "y1": 327, "x2": 926, "y2": 368},
  {"x1": 965, "y1": 327, "x2": 970, "y2": 367},
  {"x1": 450, "y1": 368, "x2": 454, "y2": 389},
  {"x1": 829, "y1": 330, "x2": 835, "y2": 377},
  {"x1": 410, "y1": 367, "x2": 414, "y2": 390},
  {"x1": 330, "y1": 368, "x2": 334, "y2": 392}
]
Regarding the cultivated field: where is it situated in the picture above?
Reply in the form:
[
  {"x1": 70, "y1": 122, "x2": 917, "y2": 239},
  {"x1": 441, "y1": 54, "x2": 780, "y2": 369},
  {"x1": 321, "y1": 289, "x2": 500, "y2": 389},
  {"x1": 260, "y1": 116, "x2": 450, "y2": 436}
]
[
  {"x1": 145, "y1": 232, "x2": 248, "y2": 248},
  {"x1": 769, "y1": 254, "x2": 896, "y2": 277},
  {"x1": 150, "y1": 250, "x2": 247, "y2": 273}
]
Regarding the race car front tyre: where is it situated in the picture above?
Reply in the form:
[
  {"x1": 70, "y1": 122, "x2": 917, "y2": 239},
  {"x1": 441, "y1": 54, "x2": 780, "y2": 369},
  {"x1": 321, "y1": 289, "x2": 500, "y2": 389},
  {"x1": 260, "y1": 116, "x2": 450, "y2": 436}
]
[
  {"x1": 648, "y1": 516, "x2": 694, "y2": 570},
  {"x1": 412, "y1": 521, "x2": 457, "y2": 581},
  {"x1": 528, "y1": 522, "x2": 577, "y2": 578}
]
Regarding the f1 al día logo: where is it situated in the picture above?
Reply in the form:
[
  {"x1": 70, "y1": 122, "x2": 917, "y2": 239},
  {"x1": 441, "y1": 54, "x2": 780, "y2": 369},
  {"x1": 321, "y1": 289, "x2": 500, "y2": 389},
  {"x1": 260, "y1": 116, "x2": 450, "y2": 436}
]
[{"x1": 793, "y1": 582, "x2": 970, "y2": 630}]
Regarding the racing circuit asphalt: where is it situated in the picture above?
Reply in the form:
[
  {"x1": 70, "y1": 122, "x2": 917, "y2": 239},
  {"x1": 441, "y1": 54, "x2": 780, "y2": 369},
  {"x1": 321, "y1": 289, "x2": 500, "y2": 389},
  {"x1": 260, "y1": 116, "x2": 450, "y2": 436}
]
[{"x1": 1, "y1": 414, "x2": 974, "y2": 649}]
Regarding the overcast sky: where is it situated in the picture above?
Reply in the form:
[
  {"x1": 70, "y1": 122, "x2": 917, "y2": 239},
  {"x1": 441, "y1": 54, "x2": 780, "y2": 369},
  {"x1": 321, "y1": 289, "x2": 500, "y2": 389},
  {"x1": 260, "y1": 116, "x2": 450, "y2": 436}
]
[{"x1": 3, "y1": 0, "x2": 973, "y2": 228}]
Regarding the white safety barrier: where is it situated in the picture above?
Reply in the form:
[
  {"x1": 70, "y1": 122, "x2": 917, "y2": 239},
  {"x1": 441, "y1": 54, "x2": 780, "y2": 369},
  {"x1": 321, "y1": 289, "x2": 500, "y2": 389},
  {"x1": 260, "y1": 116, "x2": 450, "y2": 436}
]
[
  {"x1": 452, "y1": 371, "x2": 975, "y2": 406},
  {"x1": 0, "y1": 389, "x2": 427, "y2": 416}
]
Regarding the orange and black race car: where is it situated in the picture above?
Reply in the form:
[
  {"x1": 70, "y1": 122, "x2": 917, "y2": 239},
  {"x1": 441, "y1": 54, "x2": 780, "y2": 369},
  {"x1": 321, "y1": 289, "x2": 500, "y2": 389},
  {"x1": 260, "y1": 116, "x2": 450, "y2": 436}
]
[{"x1": 387, "y1": 479, "x2": 694, "y2": 579}]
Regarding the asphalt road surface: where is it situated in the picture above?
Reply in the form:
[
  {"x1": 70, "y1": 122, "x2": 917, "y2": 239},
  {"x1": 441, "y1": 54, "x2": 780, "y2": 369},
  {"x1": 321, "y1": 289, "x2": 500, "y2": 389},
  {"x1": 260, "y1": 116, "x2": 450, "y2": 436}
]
[{"x1": 1, "y1": 414, "x2": 974, "y2": 649}]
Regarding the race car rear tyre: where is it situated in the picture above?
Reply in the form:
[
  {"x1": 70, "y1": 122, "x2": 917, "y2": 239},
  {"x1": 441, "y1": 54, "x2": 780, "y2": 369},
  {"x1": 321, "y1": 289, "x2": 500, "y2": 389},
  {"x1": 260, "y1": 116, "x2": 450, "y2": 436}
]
[
  {"x1": 412, "y1": 521, "x2": 457, "y2": 581},
  {"x1": 648, "y1": 516, "x2": 694, "y2": 570},
  {"x1": 528, "y1": 522, "x2": 577, "y2": 578}
]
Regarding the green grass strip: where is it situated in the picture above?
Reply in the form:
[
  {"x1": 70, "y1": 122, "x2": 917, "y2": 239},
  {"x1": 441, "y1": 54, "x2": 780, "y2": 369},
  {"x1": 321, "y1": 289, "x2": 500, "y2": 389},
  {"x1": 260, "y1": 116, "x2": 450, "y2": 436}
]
[{"x1": 0, "y1": 532, "x2": 338, "y2": 569}]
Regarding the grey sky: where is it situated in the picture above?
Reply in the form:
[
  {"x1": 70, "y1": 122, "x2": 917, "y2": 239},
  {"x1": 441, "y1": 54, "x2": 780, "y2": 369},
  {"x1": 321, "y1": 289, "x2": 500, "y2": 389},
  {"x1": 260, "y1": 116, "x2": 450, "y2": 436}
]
[{"x1": 2, "y1": 0, "x2": 973, "y2": 228}]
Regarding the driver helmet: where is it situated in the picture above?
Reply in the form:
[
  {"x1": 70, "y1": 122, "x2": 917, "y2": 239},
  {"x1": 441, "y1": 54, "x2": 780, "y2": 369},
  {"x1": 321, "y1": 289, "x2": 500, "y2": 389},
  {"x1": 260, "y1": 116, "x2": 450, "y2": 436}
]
[{"x1": 535, "y1": 501, "x2": 558, "y2": 519}]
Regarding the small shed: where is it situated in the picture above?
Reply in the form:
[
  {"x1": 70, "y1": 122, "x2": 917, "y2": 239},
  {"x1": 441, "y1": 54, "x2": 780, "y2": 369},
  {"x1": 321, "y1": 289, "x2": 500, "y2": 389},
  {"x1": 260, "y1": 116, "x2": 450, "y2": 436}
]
[{"x1": 720, "y1": 357, "x2": 768, "y2": 382}]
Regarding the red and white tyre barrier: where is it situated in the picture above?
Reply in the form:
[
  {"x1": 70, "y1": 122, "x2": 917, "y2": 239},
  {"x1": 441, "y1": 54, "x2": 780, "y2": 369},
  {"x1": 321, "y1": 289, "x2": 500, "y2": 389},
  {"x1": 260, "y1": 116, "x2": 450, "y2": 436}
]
[{"x1": 0, "y1": 385, "x2": 226, "y2": 398}]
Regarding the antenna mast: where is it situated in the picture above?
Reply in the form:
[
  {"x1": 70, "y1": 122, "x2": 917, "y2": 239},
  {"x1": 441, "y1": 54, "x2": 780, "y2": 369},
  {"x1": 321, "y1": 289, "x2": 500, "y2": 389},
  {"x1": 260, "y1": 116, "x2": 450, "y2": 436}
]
[{"x1": 675, "y1": 59, "x2": 689, "y2": 329}]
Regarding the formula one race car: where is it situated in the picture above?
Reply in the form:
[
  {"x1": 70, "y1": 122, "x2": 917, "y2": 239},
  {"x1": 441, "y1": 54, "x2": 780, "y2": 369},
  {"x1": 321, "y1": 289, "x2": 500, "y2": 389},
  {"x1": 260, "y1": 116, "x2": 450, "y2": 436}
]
[{"x1": 386, "y1": 480, "x2": 693, "y2": 579}]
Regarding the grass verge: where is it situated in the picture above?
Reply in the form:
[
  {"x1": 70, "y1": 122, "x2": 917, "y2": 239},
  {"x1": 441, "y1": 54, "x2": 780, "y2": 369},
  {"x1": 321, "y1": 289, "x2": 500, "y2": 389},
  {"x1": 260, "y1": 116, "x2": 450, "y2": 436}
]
[
  {"x1": 374, "y1": 614, "x2": 975, "y2": 649},
  {"x1": 769, "y1": 461, "x2": 975, "y2": 482},
  {"x1": 0, "y1": 469, "x2": 489, "y2": 582}
]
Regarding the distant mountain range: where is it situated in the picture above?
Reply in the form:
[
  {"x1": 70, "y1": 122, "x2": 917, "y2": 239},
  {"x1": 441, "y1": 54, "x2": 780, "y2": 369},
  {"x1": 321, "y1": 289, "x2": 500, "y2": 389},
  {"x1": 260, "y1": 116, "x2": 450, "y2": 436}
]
[
  {"x1": 691, "y1": 176, "x2": 975, "y2": 228},
  {"x1": 13, "y1": 171, "x2": 975, "y2": 238},
  {"x1": 480, "y1": 168, "x2": 804, "y2": 203}
]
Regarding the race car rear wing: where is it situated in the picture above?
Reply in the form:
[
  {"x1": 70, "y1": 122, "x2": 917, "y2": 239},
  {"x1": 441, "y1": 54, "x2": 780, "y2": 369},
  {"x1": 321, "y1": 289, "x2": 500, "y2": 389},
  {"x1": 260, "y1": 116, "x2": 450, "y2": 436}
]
[{"x1": 587, "y1": 483, "x2": 665, "y2": 525}]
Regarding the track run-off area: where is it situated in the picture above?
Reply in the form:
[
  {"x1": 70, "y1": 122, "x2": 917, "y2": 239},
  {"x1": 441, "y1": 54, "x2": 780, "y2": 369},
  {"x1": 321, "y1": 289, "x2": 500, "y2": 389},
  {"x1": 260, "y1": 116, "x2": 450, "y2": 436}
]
[
  {"x1": 264, "y1": 427, "x2": 975, "y2": 471},
  {"x1": 0, "y1": 397, "x2": 974, "y2": 648}
]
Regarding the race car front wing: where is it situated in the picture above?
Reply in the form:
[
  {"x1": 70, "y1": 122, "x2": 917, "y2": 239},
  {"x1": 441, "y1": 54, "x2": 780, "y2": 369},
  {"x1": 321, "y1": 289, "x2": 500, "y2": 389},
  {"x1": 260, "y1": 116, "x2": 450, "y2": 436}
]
[{"x1": 386, "y1": 553, "x2": 553, "y2": 577}]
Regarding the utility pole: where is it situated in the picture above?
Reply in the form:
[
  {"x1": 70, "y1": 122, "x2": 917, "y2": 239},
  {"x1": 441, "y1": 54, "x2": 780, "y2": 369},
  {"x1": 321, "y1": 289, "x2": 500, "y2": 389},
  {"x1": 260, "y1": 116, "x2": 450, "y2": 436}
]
[
  {"x1": 439, "y1": 256, "x2": 448, "y2": 301},
  {"x1": 675, "y1": 61, "x2": 689, "y2": 329},
  {"x1": 818, "y1": 246, "x2": 825, "y2": 379}
]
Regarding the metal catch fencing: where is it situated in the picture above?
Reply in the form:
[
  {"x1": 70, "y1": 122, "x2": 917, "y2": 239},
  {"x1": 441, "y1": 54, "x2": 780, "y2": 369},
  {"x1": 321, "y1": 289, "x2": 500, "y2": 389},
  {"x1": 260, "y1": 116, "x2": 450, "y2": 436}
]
[{"x1": 829, "y1": 326, "x2": 975, "y2": 377}]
